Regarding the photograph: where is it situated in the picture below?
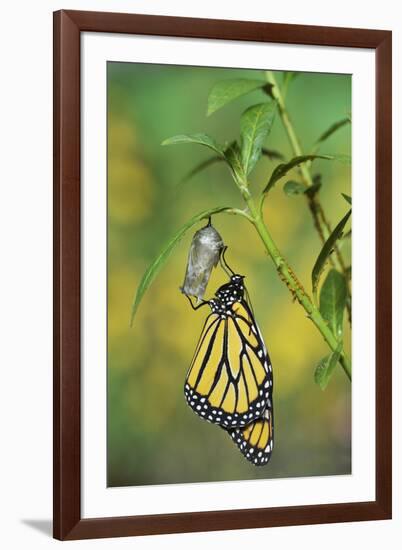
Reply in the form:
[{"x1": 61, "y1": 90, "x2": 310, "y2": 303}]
[{"x1": 107, "y1": 62, "x2": 352, "y2": 487}]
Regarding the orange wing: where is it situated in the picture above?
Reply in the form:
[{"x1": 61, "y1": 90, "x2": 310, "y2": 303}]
[
  {"x1": 228, "y1": 407, "x2": 274, "y2": 466},
  {"x1": 184, "y1": 300, "x2": 273, "y2": 429}
]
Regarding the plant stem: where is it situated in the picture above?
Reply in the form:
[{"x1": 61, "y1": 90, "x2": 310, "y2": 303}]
[
  {"x1": 241, "y1": 189, "x2": 351, "y2": 381},
  {"x1": 265, "y1": 72, "x2": 314, "y2": 187},
  {"x1": 265, "y1": 70, "x2": 352, "y2": 320}
]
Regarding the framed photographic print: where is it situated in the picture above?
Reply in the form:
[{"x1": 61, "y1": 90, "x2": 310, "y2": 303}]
[{"x1": 53, "y1": 10, "x2": 392, "y2": 540}]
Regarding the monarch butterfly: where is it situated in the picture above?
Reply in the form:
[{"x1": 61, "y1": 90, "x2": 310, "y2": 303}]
[
  {"x1": 228, "y1": 407, "x2": 274, "y2": 466},
  {"x1": 184, "y1": 251, "x2": 273, "y2": 437}
]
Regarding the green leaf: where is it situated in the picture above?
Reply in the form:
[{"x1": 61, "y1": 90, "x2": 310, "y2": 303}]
[
  {"x1": 178, "y1": 156, "x2": 223, "y2": 186},
  {"x1": 314, "y1": 342, "x2": 343, "y2": 390},
  {"x1": 176, "y1": 141, "x2": 247, "y2": 187},
  {"x1": 240, "y1": 102, "x2": 276, "y2": 175},
  {"x1": 207, "y1": 78, "x2": 266, "y2": 116},
  {"x1": 283, "y1": 180, "x2": 306, "y2": 196},
  {"x1": 129, "y1": 206, "x2": 232, "y2": 326},
  {"x1": 224, "y1": 141, "x2": 246, "y2": 183},
  {"x1": 316, "y1": 118, "x2": 350, "y2": 144},
  {"x1": 162, "y1": 133, "x2": 225, "y2": 157},
  {"x1": 342, "y1": 193, "x2": 352, "y2": 205},
  {"x1": 319, "y1": 269, "x2": 348, "y2": 339},
  {"x1": 330, "y1": 154, "x2": 351, "y2": 165},
  {"x1": 311, "y1": 210, "x2": 351, "y2": 298},
  {"x1": 261, "y1": 148, "x2": 284, "y2": 161},
  {"x1": 263, "y1": 155, "x2": 330, "y2": 194}
]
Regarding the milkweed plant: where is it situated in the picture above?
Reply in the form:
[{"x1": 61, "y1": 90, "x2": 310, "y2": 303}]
[{"x1": 130, "y1": 71, "x2": 352, "y2": 390}]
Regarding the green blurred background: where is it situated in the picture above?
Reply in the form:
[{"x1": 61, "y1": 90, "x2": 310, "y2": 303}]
[{"x1": 107, "y1": 62, "x2": 351, "y2": 487}]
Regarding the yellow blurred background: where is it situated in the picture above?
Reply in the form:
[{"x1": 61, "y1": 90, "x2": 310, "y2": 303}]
[{"x1": 107, "y1": 63, "x2": 351, "y2": 487}]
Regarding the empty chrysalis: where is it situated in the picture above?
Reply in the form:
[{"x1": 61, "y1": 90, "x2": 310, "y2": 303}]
[{"x1": 181, "y1": 219, "x2": 224, "y2": 301}]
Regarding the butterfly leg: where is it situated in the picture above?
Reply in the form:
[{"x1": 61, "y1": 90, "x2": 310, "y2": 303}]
[{"x1": 185, "y1": 295, "x2": 209, "y2": 311}]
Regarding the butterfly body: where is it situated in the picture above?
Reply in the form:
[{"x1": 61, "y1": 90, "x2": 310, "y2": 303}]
[{"x1": 184, "y1": 274, "x2": 273, "y2": 436}]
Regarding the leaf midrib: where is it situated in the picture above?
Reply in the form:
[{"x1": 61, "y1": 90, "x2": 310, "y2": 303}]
[{"x1": 242, "y1": 104, "x2": 266, "y2": 174}]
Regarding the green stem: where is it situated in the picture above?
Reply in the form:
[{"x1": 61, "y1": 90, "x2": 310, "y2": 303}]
[
  {"x1": 242, "y1": 190, "x2": 351, "y2": 381},
  {"x1": 265, "y1": 71, "x2": 314, "y2": 187},
  {"x1": 265, "y1": 70, "x2": 352, "y2": 321}
]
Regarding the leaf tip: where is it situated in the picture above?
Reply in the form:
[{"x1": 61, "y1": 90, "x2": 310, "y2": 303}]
[
  {"x1": 341, "y1": 193, "x2": 352, "y2": 205},
  {"x1": 129, "y1": 300, "x2": 138, "y2": 328},
  {"x1": 206, "y1": 105, "x2": 215, "y2": 117}
]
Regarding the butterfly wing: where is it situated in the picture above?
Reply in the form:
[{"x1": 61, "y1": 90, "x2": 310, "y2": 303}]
[
  {"x1": 184, "y1": 298, "x2": 273, "y2": 429},
  {"x1": 228, "y1": 407, "x2": 274, "y2": 466}
]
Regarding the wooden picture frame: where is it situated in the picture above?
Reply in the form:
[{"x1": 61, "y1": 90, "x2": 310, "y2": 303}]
[{"x1": 53, "y1": 9, "x2": 392, "y2": 540}]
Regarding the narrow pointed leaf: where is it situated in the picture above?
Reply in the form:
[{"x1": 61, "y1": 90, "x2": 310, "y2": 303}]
[
  {"x1": 314, "y1": 343, "x2": 343, "y2": 390},
  {"x1": 178, "y1": 156, "x2": 223, "y2": 186},
  {"x1": 162, "y1": 133, "x2": 225, "y2": 157},
  {"x1": 207, "y1": 78, "x2": 266, "y2": 116},
  {"x1": 261, "y1": 148, "x2": 284, "y2": 161},
  {"x1": 316, "y1": 118, "x2": 350, "y2": 144},
  {"x1": 342, "y1": 193, "x2": 352, "y2": 205},
  {"x1": 312, "y1": 209, "x2": 351, "y2": 297},
  {"x1": 319, "y1": 269, "x2": 348, "y2": 339},
  {"x1": 240, "y1": 102, "x2": 276, "y2": 175},
  {"x1": 263, "y1": 155, "x2": 330, "y2": 194},
  {"x1": 130, "y1": 206, "x2": 232, "y2": 326},
  {"x1": 283, "y1": 180, "x2": 306, "y2": 196},
  {"x1": 178, "y1": 141, "x2": 245, "y2": 186},
  {"x1": 330, "y1": 154, "x2": 351, "y2": 165}
]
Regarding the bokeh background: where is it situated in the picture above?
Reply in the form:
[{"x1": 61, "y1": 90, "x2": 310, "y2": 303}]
[{"x1": 107, "y1": 62, "x2": 351, "y2": 487}]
